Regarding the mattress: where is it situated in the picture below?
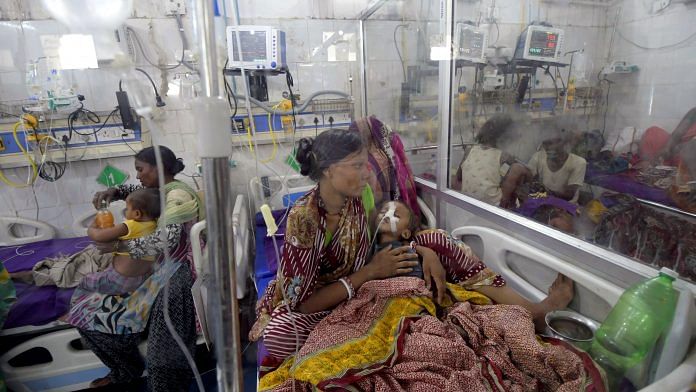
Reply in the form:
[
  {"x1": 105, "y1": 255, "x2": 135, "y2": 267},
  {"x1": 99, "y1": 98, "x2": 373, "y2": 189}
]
[{"x1": 0, "y1": 237, "x2": 91, "y2": 329}]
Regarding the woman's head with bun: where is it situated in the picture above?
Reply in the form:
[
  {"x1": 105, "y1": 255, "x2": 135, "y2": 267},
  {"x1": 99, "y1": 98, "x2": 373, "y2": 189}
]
[
  {"x1": 296, "y1": 129, "x2": 369, "y2": 198},
  {"x1": 134, "y1": 146, "x2": 185, "y2": 188}
]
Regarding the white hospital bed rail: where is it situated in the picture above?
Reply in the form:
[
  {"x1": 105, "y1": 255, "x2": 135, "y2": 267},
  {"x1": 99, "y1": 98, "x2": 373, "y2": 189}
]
[
  {"x1": 1, "y1": 329, "x2": 116, "y2": 392},
  {"x1": 0, "y1": 212, "x2": 212, "y2": 391},
  {"x1": 0, "y1": 217, "x2": 54, "y2": 247}
]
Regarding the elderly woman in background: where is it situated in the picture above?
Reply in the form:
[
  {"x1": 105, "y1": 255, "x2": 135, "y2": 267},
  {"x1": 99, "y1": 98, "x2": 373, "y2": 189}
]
[{"x1": 527, "y1": 123, "x2": 587, "y2": 203}]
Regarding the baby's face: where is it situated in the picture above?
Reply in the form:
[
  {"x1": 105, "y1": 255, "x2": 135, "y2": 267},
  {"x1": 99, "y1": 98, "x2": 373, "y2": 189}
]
[
  {"x1": 375, "y1": 202, "x2": 411, "y2": 235},
  {"x1": 124, "y1": 199, "x2": 138, "y2": 220}
]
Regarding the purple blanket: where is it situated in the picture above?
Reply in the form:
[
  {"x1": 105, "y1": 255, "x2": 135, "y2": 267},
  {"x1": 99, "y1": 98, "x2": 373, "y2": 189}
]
[
  {"x1": 586, "y1": 167, "x2": 675, "y2": 206},
  {"x1": 1, "y1": 237, "x2": 91, "y2": 328},
  {"x1": 516, "y1": 196, "x2": 579, "y2": 218}
]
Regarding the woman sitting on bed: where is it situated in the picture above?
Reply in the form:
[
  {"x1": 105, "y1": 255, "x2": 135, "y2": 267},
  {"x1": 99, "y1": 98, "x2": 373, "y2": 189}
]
[
  {"x1": 68, "y1": 146, "x2": 204, "y2": 391},
  {"x1": 250, "y1": 129, "x2": 574, "y2": 360}
]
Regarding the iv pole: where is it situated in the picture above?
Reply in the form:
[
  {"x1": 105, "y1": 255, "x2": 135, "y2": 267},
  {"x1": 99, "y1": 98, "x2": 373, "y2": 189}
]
[{"x1": 191, "y1": 0, "x2": 244, "y2": 390}]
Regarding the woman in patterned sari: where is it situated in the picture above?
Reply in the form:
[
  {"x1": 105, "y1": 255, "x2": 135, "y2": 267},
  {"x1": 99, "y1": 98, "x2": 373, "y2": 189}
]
[
  {"x1": 251, "y1": 129, "x2": 575, "y2": 364},
  {"x1": 68, "y1": 146, "x2": 204, "y2": 391},
  {"x1": 250, "y1": 129, "x2": 430, "y2": 360}
]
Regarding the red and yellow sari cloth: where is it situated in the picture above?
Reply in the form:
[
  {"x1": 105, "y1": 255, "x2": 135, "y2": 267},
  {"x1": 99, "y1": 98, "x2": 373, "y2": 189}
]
[{"x1": 260, "y1": 278, "x2": 606, "y2": 392}]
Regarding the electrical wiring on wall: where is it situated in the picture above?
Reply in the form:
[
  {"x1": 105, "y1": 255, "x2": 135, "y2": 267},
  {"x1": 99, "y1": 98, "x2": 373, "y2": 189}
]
[
  {"x1": 37, "y1": 135, "x2": 68, "y2": 182},
  {"x1": 68, "y1": 103, "x2": 120, "y2": 138},
  {"x1": 617, "y1": 28, "x2": 696, "y2": 51},
  {"x1": 124, "y1": 15, "x2": 195, "y2": 71},
  {"x1": 0, "y1": 117, "x2": 39, "y2": 188},
  {"x1": 394, "y1": 24, "x2": 409, "y2": 83}
]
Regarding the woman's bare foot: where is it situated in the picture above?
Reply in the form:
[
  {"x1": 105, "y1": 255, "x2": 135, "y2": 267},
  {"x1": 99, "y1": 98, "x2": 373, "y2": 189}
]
[{"x1": 546, "y1": 274, "x2": 574, "y2": 311}]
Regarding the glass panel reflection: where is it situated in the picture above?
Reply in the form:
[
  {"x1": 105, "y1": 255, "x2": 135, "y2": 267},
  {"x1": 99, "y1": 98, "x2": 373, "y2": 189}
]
[{"x1": 441, "y1": 0, "x2": 696, "y2": 282}]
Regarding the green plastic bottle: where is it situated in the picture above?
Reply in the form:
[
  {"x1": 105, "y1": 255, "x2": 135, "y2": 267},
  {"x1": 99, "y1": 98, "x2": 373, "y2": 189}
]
[{"x1": 590, "y1": 268, "x2": 678, "y2": 386}]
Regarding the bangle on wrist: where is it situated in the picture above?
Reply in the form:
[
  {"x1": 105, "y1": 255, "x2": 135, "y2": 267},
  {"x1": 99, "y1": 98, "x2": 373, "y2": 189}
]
[{"x1": 339, "y1": 277, "x2": 355, "y2": 300}]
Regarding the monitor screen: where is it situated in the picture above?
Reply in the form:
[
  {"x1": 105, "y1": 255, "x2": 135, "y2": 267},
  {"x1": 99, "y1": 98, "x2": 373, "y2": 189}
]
[
  {"x1": 459, "y1": 28, "x2": 485, "y2": 59},
  {"x1": 230, "y1": 30, "x2": 268, "y2": 62},
  {"x1": 528, "y1": 30, "x2": 558, "y2": 58}
]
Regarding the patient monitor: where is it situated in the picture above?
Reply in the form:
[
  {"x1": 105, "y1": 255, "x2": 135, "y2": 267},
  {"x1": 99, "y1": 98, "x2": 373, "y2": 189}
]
[
  {"x1": 226, "y1": 25, "x2": 287, "y2": 70},
  {"x1": 455, "y1": 23, "x2": 488, "y2": 64},
  {"x1": 514, "y1": 24, "x2": 565, "y2": 63}
]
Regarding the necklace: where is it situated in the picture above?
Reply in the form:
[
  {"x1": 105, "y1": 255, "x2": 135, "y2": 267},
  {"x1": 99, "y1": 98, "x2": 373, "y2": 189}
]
[{"x1": 317, "y1": 185, "x2": 346, "y2": 216}]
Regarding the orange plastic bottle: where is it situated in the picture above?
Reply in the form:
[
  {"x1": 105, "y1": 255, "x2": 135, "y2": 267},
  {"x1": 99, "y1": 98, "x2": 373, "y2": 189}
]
[{"x1": 95, "y1": 200, "x2": 114, "y2": 229}]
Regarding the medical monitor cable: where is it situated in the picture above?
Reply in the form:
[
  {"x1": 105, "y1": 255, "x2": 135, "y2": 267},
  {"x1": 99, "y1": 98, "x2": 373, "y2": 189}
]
[
  {"x1": 222, "y1": 58, "x2": 239, "y2": 119},
  {"x1": 135, "y1": 68, "x2": 166, "y2": 107},
  {"x1": 121, "y1": 134, "x2": 138, "y2": 154},
  {"x1": 284, "y1": 69, "x2": 298, "y2": 137},
  {"x1": 68, "y1": 103, "x2": 120, "y2": 138},
  {"x1": 124, "y1": 20, "x2": 194, "y2": 71},
  {"x1": 37, "y1": 136, "x2": 68, "y2": 182},
  {"x1": 393, "y1": 24, "x2": 408, "y2": 82}
]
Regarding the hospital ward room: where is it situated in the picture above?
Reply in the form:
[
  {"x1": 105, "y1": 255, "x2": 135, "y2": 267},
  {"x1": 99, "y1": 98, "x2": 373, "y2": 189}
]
[{"x1": 0, "y1": 0, "x2": 695, "y2": 391}]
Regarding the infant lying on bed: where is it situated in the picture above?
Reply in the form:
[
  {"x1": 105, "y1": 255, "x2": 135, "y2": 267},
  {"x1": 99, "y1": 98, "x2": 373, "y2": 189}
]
[
  {"x1": 372, "y1": 200, "x2": 574, "y2": 331},
  {"x1": 78, "y1": 188, "x2": 161, "y2": 295}
]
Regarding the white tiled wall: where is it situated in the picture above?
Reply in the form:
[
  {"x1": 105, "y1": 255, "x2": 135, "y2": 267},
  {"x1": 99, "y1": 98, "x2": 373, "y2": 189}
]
[
  {"x1": 602, "y1": 1, "x2": 696, "y2": 142},
  {"x1": 2, "y1": 0, "x2": 694, "y2": 237},
  {"x1": 0, "y1": 0, "x2": 366, "y2": 237}
]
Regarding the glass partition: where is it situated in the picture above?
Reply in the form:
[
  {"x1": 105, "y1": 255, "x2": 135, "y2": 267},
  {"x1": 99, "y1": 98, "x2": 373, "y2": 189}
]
[
  {"x1": 362, "y1": 0, "x2": 444, "y2": 179},
  {"x1": 440, "y1": 0, "x2": 696, "y2": 283}
]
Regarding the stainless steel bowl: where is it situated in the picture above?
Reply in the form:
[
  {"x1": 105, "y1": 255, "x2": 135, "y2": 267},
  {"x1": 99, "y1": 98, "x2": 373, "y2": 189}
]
[{"x1": 544, "y1": 310, "x2": 600, "y2": 351}]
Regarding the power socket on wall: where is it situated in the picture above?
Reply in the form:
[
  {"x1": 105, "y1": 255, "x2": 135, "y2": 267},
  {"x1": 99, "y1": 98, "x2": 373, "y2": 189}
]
[{"x1": 166, "y1": 0, "x2": 186, "y2": 15}]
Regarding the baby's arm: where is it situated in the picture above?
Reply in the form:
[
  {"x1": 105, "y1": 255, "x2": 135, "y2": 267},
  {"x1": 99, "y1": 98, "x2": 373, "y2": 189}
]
[{"x1": 88, "y1": 221, "x2": 128, "y2": 243}]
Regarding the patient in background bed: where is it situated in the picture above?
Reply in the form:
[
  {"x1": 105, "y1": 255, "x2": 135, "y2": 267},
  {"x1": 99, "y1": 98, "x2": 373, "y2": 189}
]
[
  {"x1": 79, "y1": 188, "x2": 161, "y2": 295},
  {"x1": 372, "y1": 200, "x2": 575, "y2": 331}
]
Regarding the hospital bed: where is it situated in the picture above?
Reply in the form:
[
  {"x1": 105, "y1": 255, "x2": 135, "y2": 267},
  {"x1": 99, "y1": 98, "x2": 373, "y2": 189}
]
[
  {"x1": 585, "y1": 166, "x2": 675, "y2": 207},
  {"x1": 0, "y1": 214, "x2": 118, "y2": 391},
  {"x1": 249, "y1": 174, "x2": 696, "y2": 391},
  {"x1": 0, "y1": 197, "x2": 236, "y2": 392}
]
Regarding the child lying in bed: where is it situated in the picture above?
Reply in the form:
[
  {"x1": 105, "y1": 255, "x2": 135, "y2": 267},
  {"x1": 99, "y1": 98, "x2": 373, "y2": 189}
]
[
  {"x1": 79, "y1": 188, "x2": 161, "y2": 295},
  {"x1": 372, "y1": 200, "x2": 574, "y2": 331}
]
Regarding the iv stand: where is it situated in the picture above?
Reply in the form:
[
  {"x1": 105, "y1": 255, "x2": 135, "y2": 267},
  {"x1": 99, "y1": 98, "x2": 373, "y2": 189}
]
[
  {"x1": 563, "y1": 49, "x2": 583, "y2": 113},
  {"x1": 191, "y1": 0, "x2": 244, "y2": 390}
]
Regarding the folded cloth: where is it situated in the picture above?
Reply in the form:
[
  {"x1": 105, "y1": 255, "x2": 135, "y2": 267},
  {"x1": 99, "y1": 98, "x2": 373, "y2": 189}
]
[{"x1": 32, "y1": 245, "x2": 112, "y2": 288}]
